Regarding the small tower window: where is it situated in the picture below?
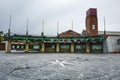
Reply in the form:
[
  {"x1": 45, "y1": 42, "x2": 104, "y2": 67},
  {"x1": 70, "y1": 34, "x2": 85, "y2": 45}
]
[{"x1": 92, "y1": 25, "x2": 96, "y2": 29}]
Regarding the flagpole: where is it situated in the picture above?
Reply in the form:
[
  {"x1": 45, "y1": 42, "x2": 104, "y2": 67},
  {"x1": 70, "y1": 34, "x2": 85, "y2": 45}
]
[
  {"x1": 42, "y1": 20, "x2": 44, "y2": 36},
  {"x1": 25, "y1": 18, "x2": 29, "y2": 52},
  {"x1": 8, "y1": 14, "x2": 12, "y2": 41},
  {"x1": 26, "y1": 18, "x2": 29, "y2": 36},
  {"x1": 26, "y1": 18, "x2": 29, "y2": 43},
  {"x1": 104, "y1": 17, "x2": 106, "y2": 39},
  {"x1": 71, "y1": 20, "x2": 73, "y2": 37},
  {"x1": 57, "y1": 21, "x2": 59, "y2": 36},
  {"x1": 6, "y1": 14, "x2": 12, "y2": 53},
  {"x1": 72, "y1": 20, "x2": 73, "y2": 31}
]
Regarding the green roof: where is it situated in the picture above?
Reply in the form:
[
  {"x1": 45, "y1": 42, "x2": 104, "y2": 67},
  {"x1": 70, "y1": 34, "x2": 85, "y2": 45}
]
[{"x1": 11, "y1": 35, "x2": 103, "y2": 42}]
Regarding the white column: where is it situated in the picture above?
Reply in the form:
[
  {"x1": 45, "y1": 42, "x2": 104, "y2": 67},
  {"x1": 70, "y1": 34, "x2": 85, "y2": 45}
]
[
  {"x1": 5, "y1": 41, "x2": 11, "y2": 53},
  {"x1": 71, "y1": 42, "x2": 74, "y2": 53}
]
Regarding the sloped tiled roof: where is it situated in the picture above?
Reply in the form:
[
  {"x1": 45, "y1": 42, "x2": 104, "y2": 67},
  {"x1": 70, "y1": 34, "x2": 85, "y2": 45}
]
[{"x1": 59, "y1": 29, "x2": 81, "y2": 35}]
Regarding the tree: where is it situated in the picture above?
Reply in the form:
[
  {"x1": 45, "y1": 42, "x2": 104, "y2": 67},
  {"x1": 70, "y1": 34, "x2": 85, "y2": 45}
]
[
  {"x1": 0, "y1": 35, "x2": 2, "y2": 43},
  {"x1": 0, "y1": 31, "x2": 3, "y2": 43}
]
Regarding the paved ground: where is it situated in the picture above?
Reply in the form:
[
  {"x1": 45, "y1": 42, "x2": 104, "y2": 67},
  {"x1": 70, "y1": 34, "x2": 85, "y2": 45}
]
[{"x1": 0, "y1": 51, "x2": 120, "y2": 80}]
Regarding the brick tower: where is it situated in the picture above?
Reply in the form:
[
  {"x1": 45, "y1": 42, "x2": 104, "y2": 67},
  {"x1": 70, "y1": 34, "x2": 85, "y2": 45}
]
[{"x1": 86, "y1": 8, "x2": 98, "y2": 36}]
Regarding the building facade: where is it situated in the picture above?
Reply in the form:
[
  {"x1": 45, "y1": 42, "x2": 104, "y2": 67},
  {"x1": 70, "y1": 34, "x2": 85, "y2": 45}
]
[
  {"x1": 107, "y1": 36, "x2": 120, "y2": 53},
  {"x1": 5, "y1": 34, "x2": 103, "y2": 53},
  {"x1": 3, "y1": 8, "x2": 120, "y2": 53}
]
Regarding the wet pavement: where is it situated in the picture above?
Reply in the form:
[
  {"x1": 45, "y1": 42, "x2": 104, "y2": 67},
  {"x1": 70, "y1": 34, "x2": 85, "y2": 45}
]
[{"x1": 0, "y1": 51, "x2": 120, "y2": 80}]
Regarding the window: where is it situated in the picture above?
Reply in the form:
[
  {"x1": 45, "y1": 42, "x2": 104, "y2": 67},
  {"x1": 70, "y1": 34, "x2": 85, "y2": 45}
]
[
  {"x1": 17, "y1": 45, "x2": 20, "y2": 49},
  {"x1": 61, "y1": 45, "x2": 70, "y2": 49},
  {"x1": 45, "y1": 44, "x2": 55, "y2": 49},
  {"x1": 21, "y1": 45, "x2": 24, "y2": 49},
  {"x1": 117, "y1": 39, "x2": 120, "y2": 44},
  {"x1": 92, "y1": 45, "x2": 102, "y2": 50},
  {"x1": 33, "y1": 45, "x2": 40, "y2": 49},
  {"x1": 70, "y1": 32, "x2": 73, "y2": 35},
  {"x1": 92, "y1": 25, "x2": 95, "y2": 29},
  {"x1": 12, "y1": 45, "x2": 15, "y2": 49},
  {"x1": 76, "y1": 45, "x2": 81, "y2": 49}
]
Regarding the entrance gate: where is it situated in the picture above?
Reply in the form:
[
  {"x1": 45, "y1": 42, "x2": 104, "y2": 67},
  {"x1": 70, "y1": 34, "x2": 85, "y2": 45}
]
[
  {"x1": 29, "y1": 44, "x2": 41, "y2": 51},
  {"x1": 45, "y1": 43, "x2": 56, "y2": 52},
  {"x1": 74, "y1": 43, "x2": 86, "y2": 53},
  {"x1": 60, "y1": 43, "x2": 71, "y2": 52}
]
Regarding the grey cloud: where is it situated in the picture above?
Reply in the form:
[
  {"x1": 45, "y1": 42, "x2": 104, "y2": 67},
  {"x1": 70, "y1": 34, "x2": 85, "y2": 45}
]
[{"x1": 0, "y1": 0, "x2": 120, "y2": 35}]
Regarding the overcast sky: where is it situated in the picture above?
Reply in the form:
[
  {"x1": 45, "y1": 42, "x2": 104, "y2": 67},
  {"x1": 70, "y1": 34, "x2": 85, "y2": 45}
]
[{"x1": 0, "y1": 0, "x2": 120, "y2": 35}]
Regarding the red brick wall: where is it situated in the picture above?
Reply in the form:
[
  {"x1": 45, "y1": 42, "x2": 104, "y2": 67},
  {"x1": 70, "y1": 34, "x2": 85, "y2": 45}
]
[
  {"x1": 0, "y1": 43, "x2": 5, "y2": 50},
  {"x1": 86, "y1": 15, "x2": 98, "y2": 36}
]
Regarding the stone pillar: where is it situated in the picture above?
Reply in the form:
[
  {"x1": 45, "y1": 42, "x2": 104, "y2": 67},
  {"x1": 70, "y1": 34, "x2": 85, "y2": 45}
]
[
  {"x1": 56, "y1": 42, "x2": 60, "y2": 52},
  {"x1": 86, "y1": 42, "x2": 90, "y2": 53},
  {"x1": 41, "y1": 42, "x2": 45, "y2": 52},
  {"x1": 25, "y1": 43, "x2": 29, "y2": 52},
  {"x1": 5, "y1": 41, "x2": 11, "y2": 53},
  {"x1": 71, "y1": 42, "x2": 74, "y2": 53}
]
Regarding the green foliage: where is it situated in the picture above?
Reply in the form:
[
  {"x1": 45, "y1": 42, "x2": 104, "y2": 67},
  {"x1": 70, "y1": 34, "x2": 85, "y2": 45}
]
[{"x1": 0, "y1": 34, "x2": 3, "y2": 43}]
